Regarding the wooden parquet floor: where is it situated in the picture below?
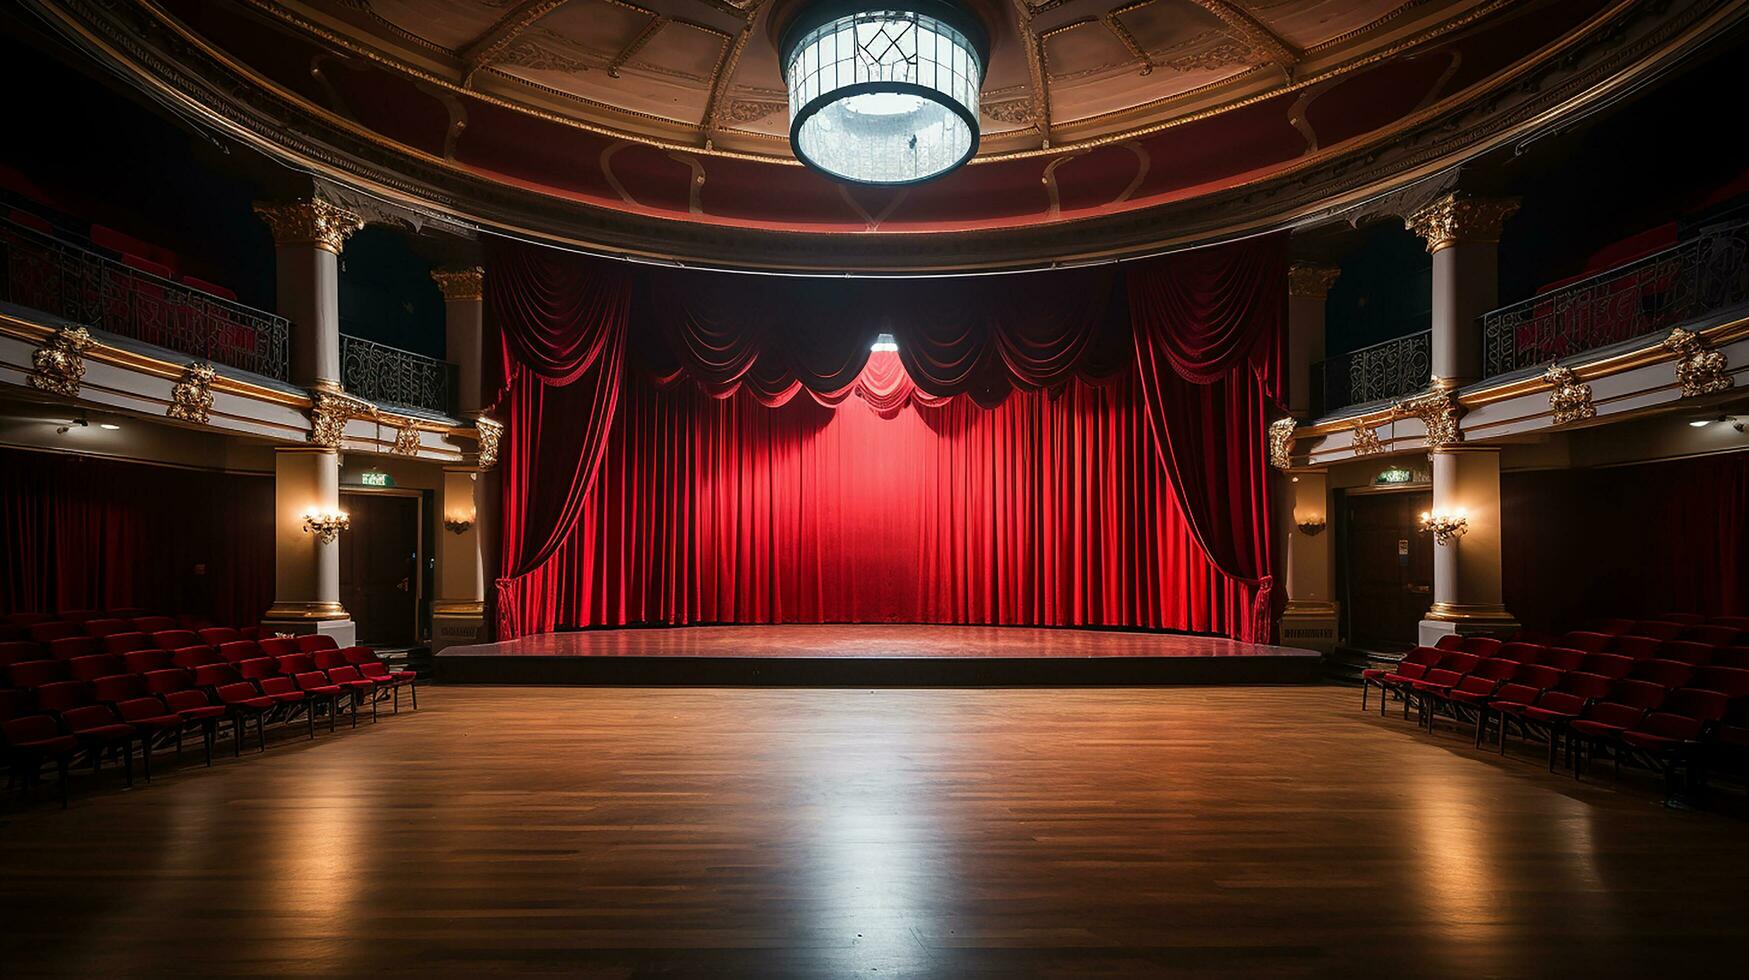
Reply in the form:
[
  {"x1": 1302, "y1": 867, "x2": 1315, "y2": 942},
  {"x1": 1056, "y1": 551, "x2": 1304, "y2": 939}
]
[{"x1": 2, "y1": 685, "x2": 1746, "y2": 978}]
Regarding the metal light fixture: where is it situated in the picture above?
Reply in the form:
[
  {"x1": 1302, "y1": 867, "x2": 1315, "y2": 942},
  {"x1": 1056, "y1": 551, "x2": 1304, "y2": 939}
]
[
  {"x1": 1295, "y1": 514, "x2": 1327, "y2": 537},
  {"x1": 443, "y1": 514, "x2": 475, "y2": 535},
  {"x1": 1418, "y1": 508, "x2": 1469, "y2": 545},
  {"x1": 302, "y1": 509, "x2": 351, "y2": 544},
  {"x1": 781, "y1": 0, "x2": 989, "y2": 185}
]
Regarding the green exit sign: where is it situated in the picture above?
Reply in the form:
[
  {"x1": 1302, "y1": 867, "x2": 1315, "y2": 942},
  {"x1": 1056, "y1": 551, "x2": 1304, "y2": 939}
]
[{"x1": 360, "y1": 471, "x2": 393, "y2": 488}]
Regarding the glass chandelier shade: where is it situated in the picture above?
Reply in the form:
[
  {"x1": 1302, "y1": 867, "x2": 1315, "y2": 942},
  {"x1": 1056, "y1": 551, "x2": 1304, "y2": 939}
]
[{"x1": 781, "y1": 2, "x2": 989, "y2": 185}]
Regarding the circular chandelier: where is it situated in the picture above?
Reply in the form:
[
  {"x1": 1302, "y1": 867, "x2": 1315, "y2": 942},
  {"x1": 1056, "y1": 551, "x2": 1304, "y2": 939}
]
[{"x1": 780, "y1": 1, "x2": 990, "y2": 186}]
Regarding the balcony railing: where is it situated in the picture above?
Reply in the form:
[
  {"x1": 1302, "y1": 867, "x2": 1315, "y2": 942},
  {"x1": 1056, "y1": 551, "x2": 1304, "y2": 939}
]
[
  {"x1": 340, "y1": 333, "x2": 456, "y2": 416},
  {"x1": 0, "y1": 214, "x2": 290, "y2": 380},
  {"x1": 1314, "y1": 330, "x2": 1431, "y2": 414},
  {"x1": 1481, "y1": 217, "x2": 1749, "y2": 377}
]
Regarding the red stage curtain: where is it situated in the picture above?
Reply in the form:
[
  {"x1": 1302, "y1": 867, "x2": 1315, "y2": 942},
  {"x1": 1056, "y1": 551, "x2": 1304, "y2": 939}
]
[
  {"x1": 503, "y1": 369, "x2": 1253, "y2": 636},
  {"x1": 1128, "y1": 236, "x2": 1287, "y2": 641},
  {"x1": 485, "y1": 241, "x2": 634, "y2": 637},
  {"x1": 0, "y1": 448, "x2": 273, "y2": 624}
]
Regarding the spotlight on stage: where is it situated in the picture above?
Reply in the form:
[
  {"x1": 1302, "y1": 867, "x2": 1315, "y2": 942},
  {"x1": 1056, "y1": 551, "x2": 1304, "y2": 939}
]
[{"x1": 871, "y1": 333, "x2": 899, "y2": 352}]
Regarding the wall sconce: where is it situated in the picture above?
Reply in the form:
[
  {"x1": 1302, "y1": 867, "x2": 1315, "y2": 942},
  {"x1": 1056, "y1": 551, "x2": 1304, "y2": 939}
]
[
  {"x1": 1295, "y1": 514, "x2": 1327, "y2": 537},
  {"x1": 443, "y1": 514, "x2": 475, "y2": 535},
  {"x1": 302, "y1": 509, "x2": 351, "y2": 544},
  {"x1": 1418, "y1": 508, "x2": 1469, "y2": 545}
]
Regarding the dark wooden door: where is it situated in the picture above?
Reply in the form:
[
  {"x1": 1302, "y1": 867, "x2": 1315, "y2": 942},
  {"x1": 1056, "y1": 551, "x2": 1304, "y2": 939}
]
[
  {"x1": 339, "y1": 492, "x2": 419, "y2": 646},
  {"x1": 1342, "y1": 490, "x2": 1434, "y2": 650}
]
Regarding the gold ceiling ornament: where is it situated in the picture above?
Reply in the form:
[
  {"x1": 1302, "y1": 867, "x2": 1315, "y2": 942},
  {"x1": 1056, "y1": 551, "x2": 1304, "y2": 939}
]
[
  {"x1": 1404, "y1": 193, "x2": 1521, "y2": 254},
  {"x1": 1267, "y1": 416, "x2": 1297, "y2": 470},
  {"x1": 1662, "y1": 327, "x2": 1734, "y2": 398},
  {"x1": 1542, "y1": 362, "x2": 1595, "y2": 425},
  {"x1": 1393, "y1": 380, "x2": 1463, "y2": 451},
  {"x1": 308, "y1": 388, "x2": 376, "y2": 448},
  {"x1": 1287, "y1": 262, "x2": 1341, "y2": 298},
  {"x1": 252, "y1": 198, "x2": 365, "y2": 254},
  {"x1": 389, "y1": 417, "x2": 423, "y2": 456},
  {"x1": 167, "y1": 361, "x2": 218, "y2": 424},
  {"x1": 475, "y1": 414, "x2": 504, "y2": 468},
  {"x1": 1350, "y1": 419, "x2": 1386, "y2": 456},
  {"x1": 27, "y1": 325, "x2": 94, "y2": 399},
  {"x1": 430, "y1": 266, "x2": 485, "y2": 302}
]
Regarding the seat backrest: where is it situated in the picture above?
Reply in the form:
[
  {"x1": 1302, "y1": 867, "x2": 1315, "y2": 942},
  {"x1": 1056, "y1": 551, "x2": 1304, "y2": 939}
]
[
  {"x1": 1434, "y1": 634, "x2": 1466, "y2": 651},
  {"x1": 1558, "y1": 671, "x2": 1614, "y2": 700},
  {"x1": 327, "y1": 665, "x2": 363, "y2": 684},
  {"x1": 238, "y1": 658, "x2": 280, "y2": 681},
  {"x1": 1627, "y1": 659, "x2": 1693, "y2": 689},
  {"x1": 152, "y1": 630, "x2": 203, "y2": 651},
  {"x1": 1682, "y1": 626, "x2": 1740, "y2": 647},
  {"x1": 1654, "y1": 612, "x2": 1705, "y2": 626},
  {"x1": 294, "y1": 671, "x2": 334, "y2": 692},
  {"x1": 131, "y1": 616, "x2": 177, "y2": 633},
  {"x1": 1400, "y1": 647, "x2": 1443, "y2": 668},
  {"x1": 91, "y1": 673, "x2": 146, "y2": 703},
  {"x1": 342, "y1": 648, "x2": 380, "y2": 668},
  {"x1": 198, "y1": 627, "x2": 241, "y2": 646},
  {"x1": 121, "y1": 649, "x2": 174, "y2": 674},
  {"x1": 1608, "y1": 678, "x2": 1668, "y2": 711},
  {"x1": 1713, "y1": 646, "x2": 1749, "y2": 670},
  {"x1": 191, "y1": 664, "x2": 242, "y2": 688},
  {"x1": 1633, "y1": 712, "x2": 1704, "y2": 741},
  {"x1": 313, "y1": 649, "x2": 349, "y2": 671},
  {"x1": 7, "y1": 612, "x2": 56, "y2": 627},
  {"x1": 48, "y1": 636, "x2": 102, "y2": 660},
  {"x1": 171, "y1": 645, "x2": 223, "y2": 669},
  {"x1": 1579, "y1": 653, "x2": 1633, "y2": 679},
  {"x1": 1658, "y1": 640, "x2": 1714, "y2": 667},
  {"x1": 7, "y1": 659, "x2": 70, "y2": 689},
  {"x1": 1631, "y1": 621, "x2": 1685, "y2": 642},
  {"x1": 1613, "y1": 636, "x2": 1664, "y2": 660},
  {"x1": 140, "y1": 668, "x2": 194, "y2": 695},
  {"x1": 1591, "y1": 618, "x2": 1636, "y2": 636},
  {"x1": 1690, "y1": 665, "x2": 1749, "y2": 699},
  {"x1": 277, "y1": 653, "x2": 316, "y2": 675},
  {"x1": 115, "y1": 697, "x2": 171, "y2": 723},
  {"x1": 294, "y1": 633, "x2": 340, "y2": 653},
  {"x1": 1560, "y1": 631, "x2": 1615, "y2": 653},
  {"x1": 102, "y1": 632, "x2": 153, "y2": 655},
  {"x1": 1512, "y1": 664, "x2": 1564, "y2": 691},
  {"x1": 26, "y1": 621, "x2": 83, "y2": 643},
  {"x1": 215, "y1": 682, "x2": 260, "y2": 705},
  {"x1": 67, "y1": 654, "x2": 124, "y2": 683},
  {"x1": 177, "y1": 614, "x2": 212, "y2": 629},
  {"x1": 1711, "y1": 616, "x2": 1749, "y2": 630},
  {"x1": 1436, "y1": 652, "x2": 1482, "y2": 674},
  {"x1": 1458, "y1": 636, "x2": 1503, "y2": 658},
  {"x1": 3, "y1": 714, "x2": 62, "y2": 745},
  {"x1": 0, "y1": 640, "x2": 44, "y2": 667},
  {"x1": 217, "y1": 640, "x2": 262, "y2": 664},
  {"x1": 257, "y1": 637, "x2": 298, "y2": 657},
  {"x1": 161, "y1": 689, "x2": 213, "y2": 712},
  {"x1": 257, "y1": 676, "x2": 296, "y2": 695},
  {"x1": 1495, "y1": 642, "x2": 1543, "y2": 665},
  {"x1": 55, "y1": 609, "x2": 99, "y2": 623},
  {"x1": 1579, "y1": 700, "x2": 1646, "y2": 728},
  {"x1": 1660, "y1": 687, "x2": 1730, "y2": 723},
  {"x1": 33, "y1": 679, "x2": 90, "y2": 713},
  {"x1": 81, "y1": 618, "x2": 131, "y2": 638},
  {"x1": 1471, "y1": 659, "x2": 1518, "y2": 682},
  {"x1": 104, "y1": 607, "x2": 151, "y2": 620}
]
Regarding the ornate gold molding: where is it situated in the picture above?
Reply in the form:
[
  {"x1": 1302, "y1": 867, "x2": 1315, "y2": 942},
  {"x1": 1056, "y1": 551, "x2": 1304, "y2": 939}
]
[
  {"x1": 475, "y1": 415, "x2": 504, "y2": 468},
  {"x1": 167, "y1": 361, "x2": 218, "y2": 424},
  {"x1": 1351, "y1": 420, "x2": 1385, "y2": 456},
  {"x1": 27, "y1": 325, "x2": 94, "y2": 398},
  {"x1": 1287, "y1": 262, "x2": 1341, "y2": 298},
  {"x1": 253, "y1": 198, "x2": 364, "y2": 254},
  {"x1": 1404, "y1": 194, "x2": 1521, "y2": 254},
  {"x1": 1543, "y1": 362, "x2": 1595, "y2": 425},
  {"x1": 1267, "y1": 417, "x2": 1296, "y2": 470},
  {"x1": 430, "y1": 266, "x2": 484, "y2": 302},
  {"x1": 308, "y1": 388, "x2": 376, "y2": 448},
  {"x1": 1662, "y1": 327, "x2": 1734, "y2": 397},
  {"x1": 1394, "y1": 382, "x2": 1463, "y2": 450},
  {"x1": 263, "y1": 600, "x2": 350, "y2": 621},
  {"x1": 388, "y1": 416, "x2": 422, "y2": 456}
]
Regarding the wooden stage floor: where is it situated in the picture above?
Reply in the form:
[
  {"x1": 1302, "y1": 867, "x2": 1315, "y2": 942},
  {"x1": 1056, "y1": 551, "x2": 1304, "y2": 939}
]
[
  {"x1": 3, "y1": 686, "x2": 1746, "y2": 977},
  {"x1": 435, "y1": 625, "x2": 1324, "y2": 685}
]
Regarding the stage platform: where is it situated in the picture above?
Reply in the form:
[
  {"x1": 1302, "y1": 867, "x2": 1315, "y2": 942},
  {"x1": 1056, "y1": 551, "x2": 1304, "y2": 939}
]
[{"x1": 435, "y1": 625, "x2": 1323, "y2": 686}]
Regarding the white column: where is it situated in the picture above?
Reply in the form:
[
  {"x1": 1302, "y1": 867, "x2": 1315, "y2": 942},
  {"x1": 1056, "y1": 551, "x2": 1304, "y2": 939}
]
[
  {"x1": 1286, "y1": 263, "x2": 1340, "y2": 418},
  {"x1": 1279, "y1": 468, "x2": 1337, "y2": 652},
  {"x1": 1418, "y1": 445, "x2": 1517, "y2": 645},
  {"x1": 432, "y1": 267, "x2": 485, "y2": 419},
  {"x1": 1406, "y1": 194, "x2": 1519, "y2": 386},
  {"x1": 254, "y1": 199, "x2": 363, "y2": 391},
  {"x1": 432, "y1": 465, "x2": 486, "y2": 651},
  {"x1": 262, "y1": 446, "x2": 356, "y2": 645}
]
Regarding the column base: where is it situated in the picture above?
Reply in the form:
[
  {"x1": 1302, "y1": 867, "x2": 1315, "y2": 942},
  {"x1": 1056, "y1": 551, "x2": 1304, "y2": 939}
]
[
  {"x1": 1418, "y1": 602, "x2": 1519, "y2": 646},
  {"x1": 1279, "y1": 601, "x2": 1338, "y2": 654},
  {"x1": 260, "y1": 614, "x2": 357, "y2": 648},
  {"x1": 432, "y1": 601, "x2": 486, "y2": 653}
]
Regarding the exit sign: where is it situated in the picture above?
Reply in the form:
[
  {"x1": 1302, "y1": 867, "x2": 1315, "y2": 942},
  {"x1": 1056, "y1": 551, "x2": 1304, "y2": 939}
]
[{"x1": 360, "y1": 471, "x2": 393, "y2": 488}]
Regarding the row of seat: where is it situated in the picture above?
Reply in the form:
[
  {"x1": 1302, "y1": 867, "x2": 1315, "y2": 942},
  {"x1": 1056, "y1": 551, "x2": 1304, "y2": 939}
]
[{"x1": 1364, "y1": 633, "x2": 1749, "y2": 794}]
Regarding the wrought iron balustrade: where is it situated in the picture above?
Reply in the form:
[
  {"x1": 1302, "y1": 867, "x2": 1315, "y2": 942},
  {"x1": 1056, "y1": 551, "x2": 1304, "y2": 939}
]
[
  {"x1": 1314, "y1": 330, "x2": 1431, "y2": 414},
  {"x1": 340, "y1": 333, "x2": 456, "y2": 415},
  {"x1": 0, "y1": 214, "x2": 289, "y2": 380},
  {"x1": 1481, "y1": 217, "x2": 1749, "y2": 377}
]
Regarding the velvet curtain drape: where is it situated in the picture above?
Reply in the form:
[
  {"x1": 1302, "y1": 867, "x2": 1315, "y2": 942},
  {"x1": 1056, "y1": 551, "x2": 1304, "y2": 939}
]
[
  {"x1": 487, "y1": 234, "x2": 1286, "y2": 642},
  {"x1": 0, "y1": 448, "x2": 274, "y2": 624}
]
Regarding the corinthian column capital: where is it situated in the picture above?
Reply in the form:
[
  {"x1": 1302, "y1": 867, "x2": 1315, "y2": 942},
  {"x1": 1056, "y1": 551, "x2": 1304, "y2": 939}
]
[
  {"x1": 1405, "y1": 193, "x2": 1520, "y2": 254},
  {"x1": 431, "y1": 266, "x2": 485, "y2": 302},
  {"x1": 253, "y1": 198, "x2": 364, "y2": 254}
]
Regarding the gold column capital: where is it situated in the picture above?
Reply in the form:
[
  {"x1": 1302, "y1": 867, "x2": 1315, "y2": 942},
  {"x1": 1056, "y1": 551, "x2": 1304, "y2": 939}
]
[
  {"x1": 253, "y1": 198, "x2": 364, "y2": 254},
  {"x1": 1405, "y1": 193, "x2": 1520, "y2": 254},
  {"x1": 1287, "y1": 262, "x2": 1341, "y2": 298},
  {"x1": 431, "y1": 266, "x2": 485, "y2": 302}
]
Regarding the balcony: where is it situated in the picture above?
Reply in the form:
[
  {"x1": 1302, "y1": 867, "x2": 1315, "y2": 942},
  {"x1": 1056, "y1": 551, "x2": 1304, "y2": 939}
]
[
  {"x1": 1481, "y1": 216, "x2": 1749, "y2": 377},
  {"x1": 340, "y1": 333, "x2": 456, "y2": 416},
  {"x1": 0, "y1": 213, "x2": 291, "y2": 381},
  {"x1": 1313, "y1": 330, "x2": 1432, "y2": 414}
]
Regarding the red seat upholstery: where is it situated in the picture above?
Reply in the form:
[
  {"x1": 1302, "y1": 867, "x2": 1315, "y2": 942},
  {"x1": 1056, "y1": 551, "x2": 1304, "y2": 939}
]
[
  {"x1": 1630, "y1": 621, "x2": 1685, "y2": 642},
  {"x1": 1494, "y1": 642, "x2": 1544, "y2": 666},
  {"x1": 1689, "y1": 665, "x2": 1749, "y2": 699},
  {"x1": 102, "y1": 632, "x2": 153, "y2": 655},
  {"x1": 48, "y1": 636, "x2": 102, "y2": 660},
  {"x1": 1681, "y1": 626, "x2": 1740, "y2": 647},
  {"x1": 105, "y1": 607, "x2": 151, "y2": 620},
  {"x1": 0, "y1": 640, "x2": 44, "y2": 668},
  {"x1": 1627, "y1": 659, "x2": 1693, "y2": 689},
  {"x1": 312, "y1": 649, "x2": 350, "y2": 672},
  {"x1": 1711, "y1": 616, "x2": 1749, "y2": 631},
  {"x1": 217, "y1": 640, "x2": 262, "y2": 664},
  {"x1": 238, "y1": 658, "x2": 280, "y2": 681},
  {"x1": 1510, "y1": 672, "x2": 1613, "y2": 724},
  {"x1": 1536, "y1": 647, "x2": 1586, "y2": 672},
  {"x1": 81, "y1": 618, "x2": 132, "y2": 638},
  {"x1": 1456, "y1": 636, "x2": 1503, "y2": 658},
  {"x1": 131, "y1": 616, "x2": 177, "y2": 634},
  {"x1": 60, "y1": 703, "x2": 138, "y2": 784},
  {"x1": 7, "y1": 659, "x2": 70, "y2": 689},
  {"x1": 1579, "y1": 652, "x2": 1633, "y2": 679},
  {"x1": 1433, "y1": 635, "x2": 1465, "y2": 651},
  {"x1": 343, "y1": 648, "x2": 417, "y2": 710},
  {"x1": 67, "y1": 654, "x2": 125, "y2": 683},
  {"x1": 294, "y1": 634, "x2": 341, "y2": 653},
  {"x1": 276, "y1": 653, "x2": 316, "y2": 676},
  {"x1": 1613, "y1": 636, "x2": 1664, "y2": 660},
  {"x1": 293, "y1": 671, "x2": 346, "y2": 733},
  {"x1": 1591, "y1": 618, "x2": 1636, "y2": 636},
  {"x1": 214, "y1": 682, "x2": 273, "y2": 754},
  {"x1": 32, "y1": 680, "x2": 90, "y2": 714},
  {"x1": 27, "y1": 621, "x2": 83, "y2": 644},
  {"x1": 171, "y1": 645, "x2": 224, "y2": 670},
  {"x1": 198, "y1": 627, "x2": 241, "y2": 646},
  {"x1": 1714, "y1": 647, "x2": 1749, "y2": 670},
  {"x1": 90, "y1": 673, "x2": 147, "y2": 704},
  {"x1": 121, "y1": 649, "x2": 173, "y2": 675},
  {"x1": 151, "y1": 630, "x2": 202, "y2": 651},
  {"x1": 1658, "y1": 640, "x2": 1715, "y2": 667},
  {"x1": 325, "y1": 665, "x2": 380, "y2": 724},
  {"x1": 257, "y1": 637, "x2": 298, "y2": 657},
  {"x1": 111, "y1": 697, "x2": 185, "y2": 779},
  {"x1": 1652, "y1": 612, "x2": 1705, "y2": 626},
  {"x1": 1621, "y1": 689, "x2": 1731, "y2": 755},
  {"x1": 1560, "y1": 631, "x2": 1615, "y2": 653},
  {"x1": 191, "y1": 664, "x2": 242, "y2": 689}
]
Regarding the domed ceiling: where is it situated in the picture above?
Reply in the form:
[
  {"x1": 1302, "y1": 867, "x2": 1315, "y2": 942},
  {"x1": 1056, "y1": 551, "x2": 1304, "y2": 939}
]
[{"x1": 24, "y1": 0, "x2": 1746, "y2": 270}]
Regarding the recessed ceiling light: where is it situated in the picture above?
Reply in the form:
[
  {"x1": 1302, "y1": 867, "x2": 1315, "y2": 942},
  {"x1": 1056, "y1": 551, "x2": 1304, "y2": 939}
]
[
  {"x1": 99, "y1": 422, "x2": 121, "y2": 430},
  {"x1": 871, "y1": 333, "x2": 899, "y2": 352},
  {"x1": 1689, "y1": 419, "x2": 1713, "y2": 427}
]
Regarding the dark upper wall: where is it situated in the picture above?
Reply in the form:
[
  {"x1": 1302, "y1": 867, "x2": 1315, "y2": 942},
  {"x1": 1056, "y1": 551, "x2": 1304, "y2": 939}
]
[{"x1": 1324, "y1": 223, "x2": 1432, "y2": 357}]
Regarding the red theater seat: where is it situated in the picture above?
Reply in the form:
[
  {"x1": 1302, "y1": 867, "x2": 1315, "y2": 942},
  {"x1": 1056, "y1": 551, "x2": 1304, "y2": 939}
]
[
  {"x1": 1613, "y1": 636, "x2": 1665, "y2": 660},
  {"x1": 1682, "y1": 625, "x2": 1740, "y2": 647},
  {"x1": 102, "y1": 632, "x2": 154, "y2": 655},
  {"x1": 1627, "y1": 659, "x2": 1694, "y2": 689},
  {"x1": 1621, "y1": 689, "x2": 1730, "y2": 759},
  {"x1": 151, "y1": 630, "x2": 202, "y2": 651},
  {"x1": 238, "y1": 658, "x2": 280, "y2": 681},
  {"x1": 1364, "y1": 648, "x2": 1441, "y2": 715},
  {"x1": 67, "y1": 654, "x2": 125, "y2": 683},
  {"x1": 1494, "y1": 642, "x2": 1545, "y2": 666},
  {"x1": 293, "y1": 671, "x2": 346, "y2": 733},
  {"x1": 1578, "y1": 653, "x2": 1633, "y2": 679},
  {"x1": 1561, "y1": 631, "x2": 1615, "y2": 653},
  {"x1": 324, "y1": 665, "x2": 379, "y2": 725},
  {"x1": 199, "y1": 627, "x2": 241, "y2": 646},
  {"x1": 1658, "y1": 641, "x2": 1715, "y2": 667},
  {"x1": 171, "y1": 646, "x2": 224, "y2": 670},
  {"x1": 214, "y1": 682, "x2": 273, "y2": 755},
  {"x1": 111, "y1": 697, "x2": 185, "y2": 780},
  {"x1": 1714, "y1": 647, "x2": 1749, "y2": 670},
  {"x1": 257, "y1": 637, "x2": 298, "y2": 657},
  {"x1": 344, "y1": 648, "x2": 417, "y2": 711},
  {"x1": 1538, "y1": 647, "x2": 1588, "y2": 673},
  {"x1": 27, "y1": 622, "x2": 82, "y2": 644},
  {"x1": 191, "y1": 664, "x2": 242, "y2": 689},
  {"x1": 131, "y1": 616, "x2": 177, "y2": 634},
  {"x1": 1689, "y1": 665, "x2": 1749, "y2": 699},
  {"x1": 48, "y1": 636, "x2": 101, "y2": 661},
  {"x1": 32, "y1": 680, "x2": 89, "y2": 714},
  {"x1": 7, "y1": 659, "x2": 70, "y2": 689},
  {"x1": 60, "y1": 703, "x2": 137, "y2": 785},
  {"x1": 2, "y1": 715, "x2": 78, "y2": 807},
  {"x1": 0, "y1": 641, "x2": 44, "y2": 668},
  {"x1": 121, "y1": 649, "x2": 173, "y2": 675},
  {"x1": 217, "y1": 640, "x2": 262, "y2": 664},
  {"x1": 294, "y1": 634, "x2": 340, "y2": 653},
  {"x1": 82, "y1": 618, "x2": 132, "y2": 637},
  {"x1": 1630, "y1": 621, "x2": 1685, "y2": 642}
]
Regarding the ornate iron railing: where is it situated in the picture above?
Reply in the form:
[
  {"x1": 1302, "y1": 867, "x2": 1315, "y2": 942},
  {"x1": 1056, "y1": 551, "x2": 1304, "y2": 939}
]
[
  {"x1": 340, "y1": 333, "x2": 456, "y2": 415},
  {"x1": 1314, "y1": 330, "x2": 1431, "y2": 414},
  {"x1": 1481, "y1": 217, "x2": 1749, "y2": 377},
  {"x1": 0, "y1": 214, "x2": 290, "y2": 380}
]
